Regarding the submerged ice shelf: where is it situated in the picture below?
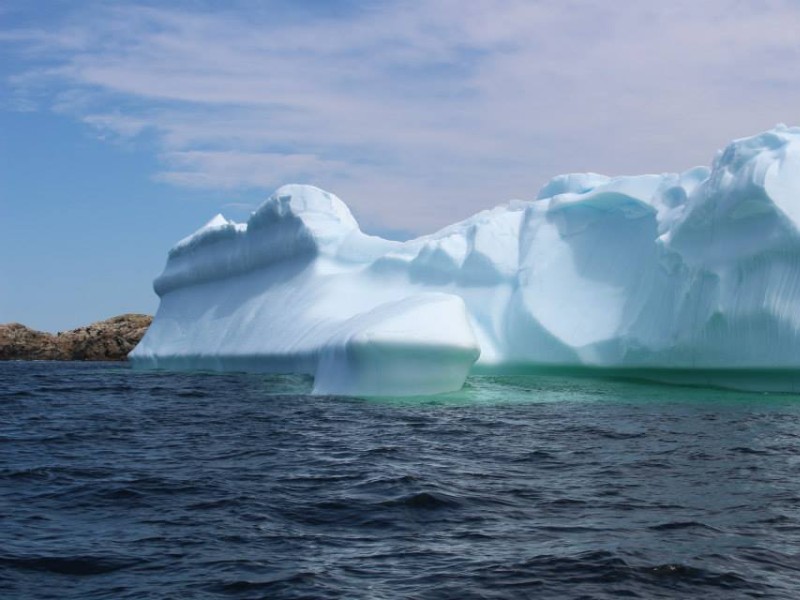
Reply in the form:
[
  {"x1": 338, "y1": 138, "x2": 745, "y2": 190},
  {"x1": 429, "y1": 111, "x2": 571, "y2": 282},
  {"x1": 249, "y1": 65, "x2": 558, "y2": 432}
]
[{"x1": 131, "y1": 126, "x2": 800, "y2": 395}]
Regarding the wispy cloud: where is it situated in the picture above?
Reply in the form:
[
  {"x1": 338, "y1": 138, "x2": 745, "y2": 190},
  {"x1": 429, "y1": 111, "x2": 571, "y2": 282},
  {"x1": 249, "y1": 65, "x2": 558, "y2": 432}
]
[
  {"x1": 3, "y1": 0, "x2": 800, "y2": 231},
  {"x1": 156, "y1": 150, "x2": 350, "y2": 190}
]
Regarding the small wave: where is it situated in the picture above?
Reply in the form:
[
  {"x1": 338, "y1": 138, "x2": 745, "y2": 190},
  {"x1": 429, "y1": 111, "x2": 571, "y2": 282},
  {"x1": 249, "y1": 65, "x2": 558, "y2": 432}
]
[
  {"x1": 730, "y1": 446, "x2": 770, "y2": 455},
  {"x1": 639, "y1": 563, "x2": 750, "y2": 589},
  {"x1": 0, "y1": 555, "x2": 140, "y2": 576},
  {"x1": 549, "y1": 497, "x2": 588, "y2": 506},
  {"x1": 81, "y1": 385, "x2": 135, "y2": 393},
  {"x1": 648, "y1": 521, "x2": 721, "y2": 532},
  {"x1": 568, "y1": 425, "x2": 647, "y2": 440},
  {"x1": 363, "y1": 445, "x2": 401, "y2": 455},
  {"x1": 175, "y1": 389, "x2": 210, "y2": 398},
  {"x1": 1, "y1": 390, "x2": 36, "y2": 399},
  {"x1": 481, "y1": 550, "x2": 629, "y2": 585},
  {"x1": 382, "y1": 491, "x2": 462, "y2": 510},
  {"x1": 476, "y1": 552, "x2": 756, "y2": 595},
  {"x1": 0, "y1": 465, "x2": 114, "y2": 481},
  {"x1": 100, "y1": 487, "x2": 147, "y2": 501},
  {"x1": 739, "y1": 548, "x2": 800, "y2": 573},
  {"x1": 511, "y1": 449, "x2": 557, "y2": 462},
  {"x1": 355, "y1": 474, "x2": 419, "y2": 488},
  {"x1": 213, "y1": 571, "x2": 318, "y2": 594},
  {"x1": 187, "y1": 497, "x2": 242, "y2": 510}
]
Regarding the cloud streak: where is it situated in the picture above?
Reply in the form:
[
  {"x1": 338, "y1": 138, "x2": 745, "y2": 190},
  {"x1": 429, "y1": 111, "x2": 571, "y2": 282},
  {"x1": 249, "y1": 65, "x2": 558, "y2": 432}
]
[{"x1": 3, "y1": 0, "x2": 800, "y2": 231}]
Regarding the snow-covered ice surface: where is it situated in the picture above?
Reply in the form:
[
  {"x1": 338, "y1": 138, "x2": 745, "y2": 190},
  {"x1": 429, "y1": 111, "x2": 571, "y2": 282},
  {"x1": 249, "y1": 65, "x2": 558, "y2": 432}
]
[{"x1": 131, "y1": 126, "x2": 800, "y2": 395}]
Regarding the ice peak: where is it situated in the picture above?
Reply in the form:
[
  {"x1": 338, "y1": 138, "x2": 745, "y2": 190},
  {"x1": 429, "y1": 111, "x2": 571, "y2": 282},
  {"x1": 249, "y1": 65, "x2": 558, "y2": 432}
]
[
  {"x1": 204, "y1": 213, "x2": 230, "y2": 229},
  {"x1": 249, "y1": 184, "x2": 359, "y2": 236},
  {"x1": 536, "y1": 173, "x2": 610, "y2": 200}
]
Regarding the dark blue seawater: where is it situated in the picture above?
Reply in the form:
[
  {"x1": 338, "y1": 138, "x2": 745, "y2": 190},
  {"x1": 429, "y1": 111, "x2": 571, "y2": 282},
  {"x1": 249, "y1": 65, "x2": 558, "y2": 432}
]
[{"x1": 3, "y1": 362, "x2": 800, "y2": 599}]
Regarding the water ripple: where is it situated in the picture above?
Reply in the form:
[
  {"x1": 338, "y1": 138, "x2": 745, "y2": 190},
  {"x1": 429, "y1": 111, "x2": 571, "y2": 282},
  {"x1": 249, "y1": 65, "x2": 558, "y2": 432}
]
[{"x1": 3, "y1": 362, "x2": 800, "y2": 599}]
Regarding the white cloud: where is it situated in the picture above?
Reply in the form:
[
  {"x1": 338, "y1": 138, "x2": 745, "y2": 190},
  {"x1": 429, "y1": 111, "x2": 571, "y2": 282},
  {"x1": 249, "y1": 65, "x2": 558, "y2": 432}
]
[
  {"x1": 83, "y1": 113, "x2": 149, "y2": 139},
  {"x1": 156, "y1": 150, "x2": 349, "y2": 190},
  {"x1": 3, "y1": 0, "x2": 800, "y2": 231}
]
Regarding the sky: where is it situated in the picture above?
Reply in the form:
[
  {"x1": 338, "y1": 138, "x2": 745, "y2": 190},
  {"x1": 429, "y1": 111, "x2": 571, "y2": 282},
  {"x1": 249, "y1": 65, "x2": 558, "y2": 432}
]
[{"x1": 2, "y1": 0, "x2": 800, "y2": 331}]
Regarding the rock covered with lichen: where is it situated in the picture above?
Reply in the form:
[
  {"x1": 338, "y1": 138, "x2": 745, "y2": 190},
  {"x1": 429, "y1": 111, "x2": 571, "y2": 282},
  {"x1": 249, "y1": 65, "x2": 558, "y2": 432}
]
[{"x1": 0, "y1": 314, "x2": 152, "y2": 361}]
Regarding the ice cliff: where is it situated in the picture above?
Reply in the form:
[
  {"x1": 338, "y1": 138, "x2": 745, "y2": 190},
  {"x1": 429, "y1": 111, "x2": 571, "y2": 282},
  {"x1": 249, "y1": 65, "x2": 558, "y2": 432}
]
[{"x1": 131, "y1": 126, "x2": 800, "y2": 395}]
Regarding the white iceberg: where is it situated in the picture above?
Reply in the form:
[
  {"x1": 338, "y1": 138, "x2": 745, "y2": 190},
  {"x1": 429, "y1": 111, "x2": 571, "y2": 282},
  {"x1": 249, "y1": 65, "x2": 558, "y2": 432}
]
[{"x1": 131, "y1": 126, "x2": 800, "y2": 395}]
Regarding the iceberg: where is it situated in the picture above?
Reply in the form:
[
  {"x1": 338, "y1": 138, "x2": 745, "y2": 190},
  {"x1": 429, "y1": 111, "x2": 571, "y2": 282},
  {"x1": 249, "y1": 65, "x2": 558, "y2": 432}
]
[{"x1": 131, "y1": 126, "x2": 800, "y2": 395}]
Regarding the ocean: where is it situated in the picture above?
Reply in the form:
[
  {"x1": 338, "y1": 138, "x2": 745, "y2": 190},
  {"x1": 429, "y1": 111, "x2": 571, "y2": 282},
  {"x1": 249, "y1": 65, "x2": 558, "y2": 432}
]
[{"x1": 2, "y1": 361, "x2": 800, "y2": 598}]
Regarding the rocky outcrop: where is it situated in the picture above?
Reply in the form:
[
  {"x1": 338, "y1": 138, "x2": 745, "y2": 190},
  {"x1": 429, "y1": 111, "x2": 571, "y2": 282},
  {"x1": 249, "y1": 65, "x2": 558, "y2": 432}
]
[{"x1": 0, "y1": 314, "x2": 152, "y2": 361}]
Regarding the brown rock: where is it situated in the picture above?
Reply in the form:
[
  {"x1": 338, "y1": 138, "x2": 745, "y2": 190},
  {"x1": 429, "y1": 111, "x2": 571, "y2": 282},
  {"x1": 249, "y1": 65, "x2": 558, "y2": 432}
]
[{"x1": 0, "y1": 314, "x2": 152, "y2": 361}]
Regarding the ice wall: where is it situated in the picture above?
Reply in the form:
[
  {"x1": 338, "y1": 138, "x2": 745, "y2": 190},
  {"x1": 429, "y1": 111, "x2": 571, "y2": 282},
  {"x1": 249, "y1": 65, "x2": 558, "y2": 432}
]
[{"x1": 131, "y1": 126, "x2": 800, "y2": 395}]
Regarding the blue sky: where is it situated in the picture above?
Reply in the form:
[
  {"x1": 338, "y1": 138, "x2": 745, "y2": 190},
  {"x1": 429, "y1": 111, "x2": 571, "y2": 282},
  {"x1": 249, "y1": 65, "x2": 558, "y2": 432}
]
[{"x1": 2, "y1": 0, "x2": 800, "y2": 331}]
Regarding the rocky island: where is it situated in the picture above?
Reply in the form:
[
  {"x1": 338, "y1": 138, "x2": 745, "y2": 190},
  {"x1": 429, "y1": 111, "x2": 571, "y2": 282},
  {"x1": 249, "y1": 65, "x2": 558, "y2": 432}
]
[{"x1": 0, "y1": 314, "x2": 152, "y2": 361}]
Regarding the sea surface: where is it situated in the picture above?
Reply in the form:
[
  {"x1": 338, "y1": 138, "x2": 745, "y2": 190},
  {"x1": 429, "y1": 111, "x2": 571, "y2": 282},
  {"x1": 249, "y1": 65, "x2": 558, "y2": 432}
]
[{"x1": 2, "y1": 362, "x2": 800, "y2": 599}]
